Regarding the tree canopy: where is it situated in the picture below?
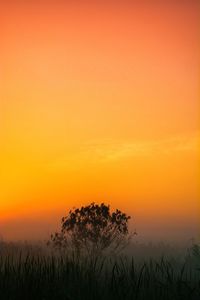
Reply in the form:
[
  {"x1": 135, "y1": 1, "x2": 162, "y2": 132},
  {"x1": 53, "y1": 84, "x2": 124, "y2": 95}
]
[{"x1": 49, "y1": 202, "x2": 132, "y2": 256}]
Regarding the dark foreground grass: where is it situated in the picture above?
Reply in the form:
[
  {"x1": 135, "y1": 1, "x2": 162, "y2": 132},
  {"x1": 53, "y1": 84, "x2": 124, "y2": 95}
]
[{"x1": 0, "y1": 250, "x2": 199, "y2": 300}]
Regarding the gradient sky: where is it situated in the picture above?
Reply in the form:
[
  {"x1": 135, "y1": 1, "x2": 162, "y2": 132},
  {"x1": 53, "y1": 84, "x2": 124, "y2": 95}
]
[{"x1": 0, "y1": 1, "x2": 199, "y2": 242}]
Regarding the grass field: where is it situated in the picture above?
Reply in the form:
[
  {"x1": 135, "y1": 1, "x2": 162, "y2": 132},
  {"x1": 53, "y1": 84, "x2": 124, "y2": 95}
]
[{"x1": 0, "y1": 242, "x2": 199, "y2": 300}]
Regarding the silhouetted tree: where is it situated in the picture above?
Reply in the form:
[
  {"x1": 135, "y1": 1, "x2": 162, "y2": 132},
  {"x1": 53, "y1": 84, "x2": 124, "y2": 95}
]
[{"x1": 49, "y1": 202, "x2": 132, "y2": 256}]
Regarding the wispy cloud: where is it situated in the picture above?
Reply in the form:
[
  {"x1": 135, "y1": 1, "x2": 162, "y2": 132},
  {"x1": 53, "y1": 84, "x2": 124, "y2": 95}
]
[
  {"x1": 80, "y1": 132, "x2": 199, "y2": 162},
  {"x1": 48, "y1": 132, "x2": 199, "y2": 169}
]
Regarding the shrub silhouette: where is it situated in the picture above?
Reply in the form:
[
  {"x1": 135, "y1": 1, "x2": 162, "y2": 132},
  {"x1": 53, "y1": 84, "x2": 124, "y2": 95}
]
[{"x1": 49, "y1": 202, "x2": 132, "y2": 256}]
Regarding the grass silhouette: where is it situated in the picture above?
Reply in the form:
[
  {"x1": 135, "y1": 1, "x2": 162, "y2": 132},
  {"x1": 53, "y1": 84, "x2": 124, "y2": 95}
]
[{"x1": 0, "y1": 242, "x2": 199, "y2": 300}]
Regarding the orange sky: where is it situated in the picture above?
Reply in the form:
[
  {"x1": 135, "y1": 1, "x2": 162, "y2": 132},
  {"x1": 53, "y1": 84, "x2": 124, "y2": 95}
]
[{"x1": 0, "y1": 1, "x2": 199, "y2": 242}]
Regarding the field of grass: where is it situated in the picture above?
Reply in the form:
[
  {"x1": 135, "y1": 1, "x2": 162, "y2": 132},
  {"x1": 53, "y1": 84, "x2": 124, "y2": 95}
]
[{"x1": 0, "y1": 242, "x2": 199, "y2": 300}]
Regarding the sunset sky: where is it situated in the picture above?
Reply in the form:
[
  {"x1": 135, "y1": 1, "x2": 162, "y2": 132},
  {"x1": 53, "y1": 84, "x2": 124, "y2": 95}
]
[{"x1": 0, "y1": 1, "x2": 199, "y2": 242}]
